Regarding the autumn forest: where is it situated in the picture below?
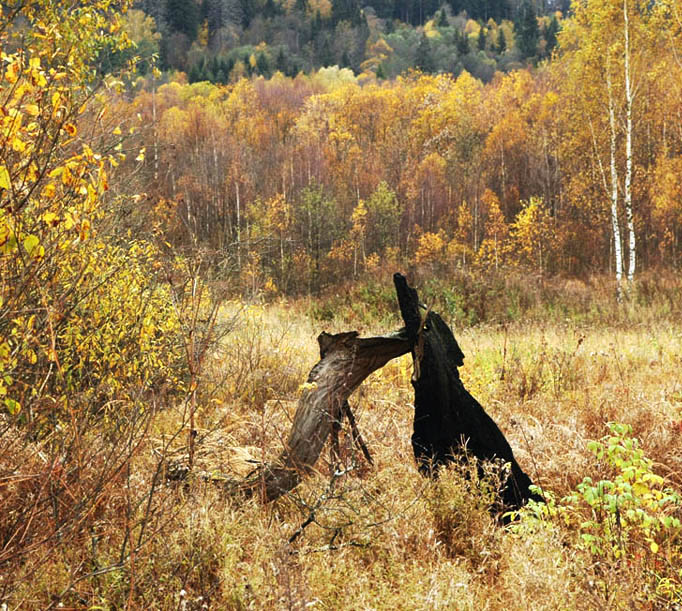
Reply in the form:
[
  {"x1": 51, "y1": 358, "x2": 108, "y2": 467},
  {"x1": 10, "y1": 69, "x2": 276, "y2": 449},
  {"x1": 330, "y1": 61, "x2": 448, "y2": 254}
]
[
  {"x1": 105, "y1": 0, "x2": 682, "y2": 298},
  {"x1": 2, "y1": 0, "x2": 682, "y2": 608}
]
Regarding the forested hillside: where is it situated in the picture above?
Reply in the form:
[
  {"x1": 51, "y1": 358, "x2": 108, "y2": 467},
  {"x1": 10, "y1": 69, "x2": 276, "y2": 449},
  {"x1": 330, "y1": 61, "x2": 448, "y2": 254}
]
[
  {"x1": 105, "y1": 0, "x2": 682, "y2": 298},
  {"x1": 127, "y1": 0, "x2": 561, "y2": 82}
]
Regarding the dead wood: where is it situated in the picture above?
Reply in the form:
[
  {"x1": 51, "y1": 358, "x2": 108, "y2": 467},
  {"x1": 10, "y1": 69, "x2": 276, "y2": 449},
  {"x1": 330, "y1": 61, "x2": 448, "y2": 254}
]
[
  {"x1": 237, "y1": 331, "x2": 410, "y2": 502},
  {"x1": 393, "y1": 273, "x2": 541, "y2": 512},
  {"x1": 233, "y1": 274, "x2": 540, "y2": 515}
]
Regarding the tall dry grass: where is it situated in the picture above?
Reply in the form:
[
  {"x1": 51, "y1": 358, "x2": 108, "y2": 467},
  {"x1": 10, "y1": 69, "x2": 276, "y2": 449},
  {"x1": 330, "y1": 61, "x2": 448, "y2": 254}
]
[{"x1": 3, "y1": 274, "x2": 682, "y2": 608}]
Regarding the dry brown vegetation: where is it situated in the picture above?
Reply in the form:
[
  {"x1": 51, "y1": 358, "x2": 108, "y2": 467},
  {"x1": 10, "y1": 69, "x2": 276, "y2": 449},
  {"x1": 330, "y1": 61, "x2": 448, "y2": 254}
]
[{"x1": 3, "y1": 280, "x2": 682, "y2": 609}]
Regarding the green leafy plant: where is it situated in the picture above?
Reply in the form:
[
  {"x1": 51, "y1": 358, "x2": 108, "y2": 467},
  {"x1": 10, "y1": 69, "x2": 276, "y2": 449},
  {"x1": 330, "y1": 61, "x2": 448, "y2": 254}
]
[
  {"x1": 512, "y1": 422, "x2": 682, "y2": 604},
  {"x1": 564, "y1": 422, "x2": 681, "y2": 560}
]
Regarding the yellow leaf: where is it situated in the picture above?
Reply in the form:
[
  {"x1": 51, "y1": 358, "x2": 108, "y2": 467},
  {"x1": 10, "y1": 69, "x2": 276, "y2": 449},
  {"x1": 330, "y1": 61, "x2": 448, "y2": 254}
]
[
  {"x1": 113, "y1": 126, "x2": 122, "y2": 135},
  {"x1": 650, "y1": 541, "x2": 659, "y2": 554},
  {"x1": 24, "y1": 104, "x2": 39, "y2": 116},
  {"x1": 63, "y1": 123, "x2": 77, "y2": 137},
  {"x1": 5, "y1": 398, "x2": 20, "y2": 415},
  {"x1": 5, "y1": 61, "x2": 20, "y2": 84},
  {"x1": 79, "y1": 219, "x2": 91, "y2": 241},
  {"x1": 23, "y1": 234, "x2": 40, "y2": 256},
  {"x1": 135, "y1": 147, "x2": 146, "y2": 162},
  {"x1": 33, "y1": 72, "x2": 47, "y2": 88},
  {"x1": 25, "y1": 163, "x2": 39, "y2": 182},
  {"x1": 42, "y1": 211, "x2": 59, "y2": 225},
  {"x1": 0, "y1": 166, "x2": 10, "y2": 190},
  {"x1": 64, "y1": 211, "x2": 75, "y2": 230},
  {"x1": 633, "y1": 482, "x2": 650, "y2": 497},
  {"x1": 11, "y1": 137, "x2": 26, "y2": 152}
]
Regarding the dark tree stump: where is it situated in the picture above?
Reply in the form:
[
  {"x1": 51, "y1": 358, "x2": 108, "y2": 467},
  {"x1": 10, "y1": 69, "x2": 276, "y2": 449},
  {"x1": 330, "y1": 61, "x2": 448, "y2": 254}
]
[
  {"x1": 394, "y1": 273, "x2": 541, "y2": 512},
  {"x1": 238, "y1": 331, "x2": 410, "y2": 502},
  {"x1": 235, "y1": 274, "x2": 540, "y2": 514}
]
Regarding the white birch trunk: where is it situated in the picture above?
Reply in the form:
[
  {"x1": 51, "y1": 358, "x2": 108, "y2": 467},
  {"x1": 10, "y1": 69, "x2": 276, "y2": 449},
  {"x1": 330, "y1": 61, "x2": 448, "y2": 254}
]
[
  {"x1": 623, "y1": 0, "x2": 636, "y2": 283},
  {"x1": 607, "y1": 64, "x2": 624, "y2": 300},
  {"x1": 235, "y1": 181, "x2": 241, "y2": 271}
]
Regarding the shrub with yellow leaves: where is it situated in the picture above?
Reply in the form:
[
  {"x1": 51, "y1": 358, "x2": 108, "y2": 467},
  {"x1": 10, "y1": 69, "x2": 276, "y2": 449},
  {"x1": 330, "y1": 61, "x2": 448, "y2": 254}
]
[{"x1": 0, "y1": 2, "x2": 189, "y2": 602}]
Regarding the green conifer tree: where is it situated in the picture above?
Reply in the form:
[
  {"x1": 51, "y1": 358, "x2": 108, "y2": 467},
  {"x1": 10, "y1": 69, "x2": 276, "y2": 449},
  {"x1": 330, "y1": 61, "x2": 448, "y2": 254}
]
[
  {"x1": 477, "y1": 24, "x2": 486, "y2": 50},
  {"x1": 415, "y1": 34, "x2": 435, "y2": 72},
  {"x1": 516, "y1": 0, "x2": 539, "y2": 58},
  {"x1": 496, "y1": 27, "x2": 506, "y2": 54},
  {"x1": 166, "y1": 0, "x2": 200, "y2": 41}
]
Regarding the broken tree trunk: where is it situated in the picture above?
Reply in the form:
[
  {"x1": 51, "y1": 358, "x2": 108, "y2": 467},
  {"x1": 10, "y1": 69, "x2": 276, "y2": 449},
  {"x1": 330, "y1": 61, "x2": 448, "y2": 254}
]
[
  {"x1": 394, "y1": 273, "x2": 541, "y2": 512},
  {"x1": 235, "y1": 273, "x2": 539, "y2": 514},
  {"x1": 238, "y1": 331, "x2": 410, "y2": 502}
]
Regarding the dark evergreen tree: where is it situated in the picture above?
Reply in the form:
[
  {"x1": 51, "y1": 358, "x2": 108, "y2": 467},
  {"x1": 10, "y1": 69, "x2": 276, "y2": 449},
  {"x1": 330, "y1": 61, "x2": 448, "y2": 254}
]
[
  {"x1": 319, "y1": 35, "x2": 334, "y2": 66},
  {"x1": 311, "y1": 10, "x2": 323, "y2": 38},
  {"x1": 376, "y1": 63, "x2": 387, "y2": 79},
  {"x1": 275, "y1": 47, "x2": 288, "y2": 73},
  {"x1": 201, "y1": 64, "x2": 214, "y2": 81},
  {"x1": 240, "y1": 0, "x2": 255, "y2": 27},
  {"x1": 415, "y1": 34, "x2": 435, "y2": 72},
  {"x1": 418, "y1": 0, "x2": 440, "y2": 24},
  {"x1": 166, "y1": 0, "x2": 200, "y2": 41},
  {"x1": 256, "y1": 52, "x2": 271, "y2": 76},
  {"x1": 456, "y1": 29, "x2": 470, "y2": 55},
  {"x1": 332, "y1": 0, "x2": 363, "y2": 25},
  {"x1": 447, "y1": 0, "x2": 463, "y2": 16},
  {"x1": 371, "y1": 0, "x2": 394, "y2": 18},
  {"x1": 543, "y1": 14, "x2": 559, "y2": 57},
  {"x1": 188, "y1": 62, "x2": 201, "y2": 82},
  {"x1": 496, "y1": 27, "x2": 506, "y2": 53},
  {"x1": 516, "y1": 0, "x2": 539, "y2": 58},
  {"x1": 437, "y1": 8, "x2": 449, "y2": 28},
  {"x1": 477, "y1": 24, "x2": 486, "y2": 50},
  {"x1": 263, "y1": 0, "x2": 280, "y2": 18}
]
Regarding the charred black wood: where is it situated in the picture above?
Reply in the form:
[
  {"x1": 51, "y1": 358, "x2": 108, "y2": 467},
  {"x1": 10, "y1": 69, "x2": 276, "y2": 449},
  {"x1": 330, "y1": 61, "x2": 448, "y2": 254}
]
[{"x1": 394, "y1": 273, "x2": 541, "y2": 513}]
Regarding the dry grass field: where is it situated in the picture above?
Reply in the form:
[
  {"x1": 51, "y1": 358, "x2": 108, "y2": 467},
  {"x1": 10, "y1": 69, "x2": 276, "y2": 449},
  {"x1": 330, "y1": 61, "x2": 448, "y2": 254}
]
[{"x1": 3, "y1": 278, "x2": 682, "y2": 609}]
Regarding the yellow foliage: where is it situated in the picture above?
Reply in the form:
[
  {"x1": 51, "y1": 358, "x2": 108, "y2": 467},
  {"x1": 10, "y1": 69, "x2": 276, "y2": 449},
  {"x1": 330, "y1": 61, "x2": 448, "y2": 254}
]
[
  {"x1": 415, "y1": 231, "x2": 446, "y2": 265},
  {"x1": 0, "y1": 0, "x2": 186, "y2": 425}
]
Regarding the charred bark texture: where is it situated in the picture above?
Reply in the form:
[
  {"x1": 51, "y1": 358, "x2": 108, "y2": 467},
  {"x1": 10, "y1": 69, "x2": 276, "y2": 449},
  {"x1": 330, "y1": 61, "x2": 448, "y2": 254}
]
[
  {"x1": 394, "y1": 273, "x2": 540, "y2": 512},
  {"x1": 239, "y1": 331, "x2": 410, "y2": 502}
]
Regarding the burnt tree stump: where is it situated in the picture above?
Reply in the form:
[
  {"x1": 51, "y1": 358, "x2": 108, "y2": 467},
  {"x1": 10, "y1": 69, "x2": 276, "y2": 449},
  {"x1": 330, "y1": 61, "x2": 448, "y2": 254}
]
[
  {"x1": 394, "y1": 273, "x2": 541, "y2": 512},
  {"x1": 235, "y1": 273, "x2": 540, "y2": 515}
]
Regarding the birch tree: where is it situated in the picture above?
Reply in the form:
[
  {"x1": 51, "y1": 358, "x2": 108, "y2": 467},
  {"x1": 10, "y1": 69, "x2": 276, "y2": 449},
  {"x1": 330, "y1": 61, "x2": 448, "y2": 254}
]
[{"x1": 556, "y1": 0, "x2": 668, "y2": 293}]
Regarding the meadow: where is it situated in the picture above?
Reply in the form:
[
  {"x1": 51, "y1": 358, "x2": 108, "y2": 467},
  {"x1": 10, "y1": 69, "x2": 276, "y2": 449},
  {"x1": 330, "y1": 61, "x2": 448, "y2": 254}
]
[
  {"x1": 4, "y1": 272, "x2": 681, "y2": 609},
  {"x1": 3, "y1": 0, "x2": 682, "y2": 607}
]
